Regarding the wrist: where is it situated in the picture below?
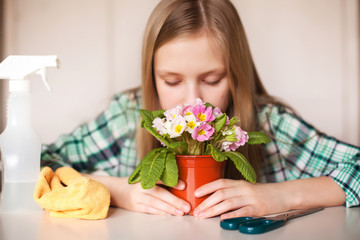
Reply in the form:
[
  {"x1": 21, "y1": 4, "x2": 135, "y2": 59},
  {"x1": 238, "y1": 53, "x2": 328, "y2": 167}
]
[{"x1": 279, "y1": 180, "x2": 303, "y2": 209}]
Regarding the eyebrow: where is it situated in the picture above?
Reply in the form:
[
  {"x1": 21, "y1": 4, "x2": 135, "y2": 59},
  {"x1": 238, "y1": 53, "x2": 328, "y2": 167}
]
[
  {"x1": 156, "y1": 68, "x2": 226, "y2": 78},
  {"x1": 156, "y1": 71, "x2": 182, "y2": 77}
]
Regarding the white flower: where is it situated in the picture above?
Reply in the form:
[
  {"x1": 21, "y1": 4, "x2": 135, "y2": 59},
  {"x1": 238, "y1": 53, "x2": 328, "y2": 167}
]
[
  {"x1": 184, "y1": 114, "x2": 200, "y2": 134},
  {"x1": 167, "y1": 116, "x2": 186, "y2": 138}
]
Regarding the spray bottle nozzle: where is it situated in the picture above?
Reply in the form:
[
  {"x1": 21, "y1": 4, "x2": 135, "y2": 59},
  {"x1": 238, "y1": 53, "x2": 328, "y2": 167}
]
[
  {"x1": 36, "y1": 67, "x2": 52, "y2": 92},
  {"x1": 0, "y1": 55, "x2": 60, "y2": 92}
]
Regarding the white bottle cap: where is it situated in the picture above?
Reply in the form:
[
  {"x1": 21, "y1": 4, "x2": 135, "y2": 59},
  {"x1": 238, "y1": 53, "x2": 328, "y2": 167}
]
[
  {"x1": 0, "y1": 55, "x2": 59, "y2": 92},
  {"x1": 9, "y1": 79, "x2": 30, "y2": 92}
]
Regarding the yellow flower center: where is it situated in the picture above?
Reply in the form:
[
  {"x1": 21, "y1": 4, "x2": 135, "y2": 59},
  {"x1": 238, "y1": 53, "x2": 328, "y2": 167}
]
[
  {"x1": 197, "y1": 113, "x2": 206, "y2": 122},
  {"x1": 198, "y1": 129, "x2": 206, "y2": 136},
  {"x1": 187, "y1": 121, "x2": 196, "y2": 129},
  {"x1": 175, "y1": 125, "x2": 183, "y2": 134}
]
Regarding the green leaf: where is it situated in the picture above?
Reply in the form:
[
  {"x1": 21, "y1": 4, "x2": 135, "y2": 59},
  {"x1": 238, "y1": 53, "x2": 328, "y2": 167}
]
[
  {"x1": 143, "y1": 124, "x2": 170, "y2": 146},
  {"x1": 139, "y1": 109, "x2": 154, "y2": 128},
  {"x1": 139, "y1": 109, "x2": 170, "y2": 147},
  {"x1": 160, "y1": 152, "x2": 178, "y2": 187},
  {"x1": 204, "y1": 102, "x2": 214, "y2": 109},
  {"x1": 152, "y1": 110, "x2": 165, "y2": 119},
  {"x1": 214, "y1": 113, "x2": 227, "y2": 132},
  {"x1": 228, "y1": 117, "x2": 239, "y2": 128},
  {"x1": 167, "y1": 141, "x2": 188, "y2": 155},
  {"x1": 225, "y1": 135, "x2": 238, "y2": 142},
  {"x1": 140, "y1": 149, "x2": 166, "y2": 189},
  {"x1": 247, "y1": 132, "x2": 271, "y2": 145},
  {"x1": 128, "y1": 160, "x2": 143, "y2": 184},
  {"x1": 208, "y1": 144, "x2": 227, "y2": 162},
  {"x1": 224, "y1": 151, "x2": 257, "y2": 183},
  {"x1": 140, "y1": 148, "x2": 166, "y2": 189}
]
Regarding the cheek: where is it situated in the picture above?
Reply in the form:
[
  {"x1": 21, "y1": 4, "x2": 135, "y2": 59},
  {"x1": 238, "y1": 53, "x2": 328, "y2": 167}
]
[
  {"x1": 156, "y1": 83, "x2": 182, "y2": 110},
  {"x1": 215, "y1": 93, "x2": 231, "y2": 112},
  {"x1": 205, "y1": 82, "x2": 231, "y2": 112},
  {"x1": 218, "y1": 80, "x2": 231, "y2": 111}
]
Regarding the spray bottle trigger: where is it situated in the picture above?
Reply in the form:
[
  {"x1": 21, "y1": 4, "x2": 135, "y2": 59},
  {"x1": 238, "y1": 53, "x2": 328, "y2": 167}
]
[{"x1": 35, "y1": 68, "x2": 52, "y2": 92}]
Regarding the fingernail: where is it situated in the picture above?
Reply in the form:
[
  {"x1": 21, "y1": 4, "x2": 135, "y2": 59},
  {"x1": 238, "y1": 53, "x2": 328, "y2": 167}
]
[
  {"x1": 183, "y1": 204, "x2": 190, "y2": 213},
  {"x1": 179, "y1": 182, "x2": 185, "y2": 190},
  {"x1": 193, "y1": 209, "x2": 199, "y2": 216},
  {"x1": 175, "y1": 209, "x2": 184, "y2": 216},
  {"x1": 198, "y1": 211, "x2": 204, "y2": 218},
  {"x1": 194, "y1": 191, "x2": 201, "y2": 197}
]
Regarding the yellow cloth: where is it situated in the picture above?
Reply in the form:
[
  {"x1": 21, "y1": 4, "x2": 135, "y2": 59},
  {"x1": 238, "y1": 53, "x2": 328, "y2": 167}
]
[{"x1": 34, "y1": 167, "x2": 110, "y2": 220}]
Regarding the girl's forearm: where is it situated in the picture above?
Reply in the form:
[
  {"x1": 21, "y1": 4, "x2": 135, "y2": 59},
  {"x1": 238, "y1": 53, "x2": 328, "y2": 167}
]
[{"x1": 280, "y1": 176, "x2": 346, "y2": 209}]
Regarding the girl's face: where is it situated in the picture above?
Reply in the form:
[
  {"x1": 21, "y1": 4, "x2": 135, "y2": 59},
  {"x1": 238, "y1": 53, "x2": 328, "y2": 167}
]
[{"x1": 154, "y1": 33, "x2": 231, "y2": 112}]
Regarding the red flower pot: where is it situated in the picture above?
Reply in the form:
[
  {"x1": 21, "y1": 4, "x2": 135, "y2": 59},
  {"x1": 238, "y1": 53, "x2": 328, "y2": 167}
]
[{"x1": 170, "y1": 155, "x2": 225, "y2": 215}]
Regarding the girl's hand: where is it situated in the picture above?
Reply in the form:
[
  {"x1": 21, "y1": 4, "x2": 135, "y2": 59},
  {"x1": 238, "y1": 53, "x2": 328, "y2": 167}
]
[
  {"x1": 192, "y1": 179, "x2": 290, "y2": 220},
  {"x1": 118, "y1": 178, "x2": 191, "y2": 216},
  {"x1": 85, "y1": 174, "x2": 191, "y2": 216},
  {"x1": 192, "y1": 176, "x2": 345, "y2": 220}
]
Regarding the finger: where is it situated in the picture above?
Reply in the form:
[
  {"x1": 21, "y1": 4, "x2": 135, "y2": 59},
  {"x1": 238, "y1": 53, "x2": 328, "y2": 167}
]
[
  {"x1": 146, "y1": 186, "x2": 191, "y2": 214},
  {"x1": 195, "y1": 179, "x2": 238, "y2": 198},
  {"x1": 195, "y1": 196, "x2": 246, "y2": 219},
  {"x1": 137, "y1": 204, "x2": 169, "y2": 215},
  {"x1": 194, "y1": 187, "x2": 241, "y2": 214},
  {"x1": 172, "y1": 179, "x2": 186, "y2": 190},
  {"x1": 155, "y1": 179, "x2": 186, "y2": 190},
  {"x1": 139, "y1": 192, "x2": 185, "y2": 216},
  {"x1": 220, "y1": 206, "x2": 255, "y2": 220}
]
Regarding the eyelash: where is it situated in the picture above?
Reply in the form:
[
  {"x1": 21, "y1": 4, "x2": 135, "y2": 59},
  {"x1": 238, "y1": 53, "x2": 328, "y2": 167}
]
[
  {"x1": 164, "y1": 79, "x2": 221, "y2": 86},
  {"x1": 164, "y1": 81, "x2": 181, "y2": 86},
  {"x1": 203, "y1": 79, "x2": 221, "y2": 85}
]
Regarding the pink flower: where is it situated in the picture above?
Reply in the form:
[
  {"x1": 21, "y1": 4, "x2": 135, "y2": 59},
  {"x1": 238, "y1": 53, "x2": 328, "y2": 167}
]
[
  {"x1": 164, "y1": 105, "x2": 183, "y2": 121},
  {"x1": 212, "y1": 107, "x2": 223, "y2": 118},
  {"x1": 226, "y1": 116, "x2": 230, "y2": 124},
  {"x1": 192, "y1": 105, "x2": 215, "y2": 122},
  {"x1": 213, "y1": 107, "x2": 229, "y2": 124},
  {"x1": 195, "y1": 98, "x2": 203, "y2": 105},
  {"x1": 235, "y1": 126, "x2": 249, "y2": 146},
  {"x1": 152, "y1": 117, "x2": 166, "y2": 135},
  {"x1": 192, "y1": 123, "x2": 215, "y2": 142},
  {"x1": 182, "y1": 105, "x2": 193, "y2": 116},
  {"x1": 221, "y1": 126, "x2": 249, "y2": 151}
]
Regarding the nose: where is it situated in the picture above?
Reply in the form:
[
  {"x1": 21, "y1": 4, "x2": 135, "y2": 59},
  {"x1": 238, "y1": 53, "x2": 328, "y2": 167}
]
[{"x1": 184, "y1": 81, "x2": 201, "y2": 105}]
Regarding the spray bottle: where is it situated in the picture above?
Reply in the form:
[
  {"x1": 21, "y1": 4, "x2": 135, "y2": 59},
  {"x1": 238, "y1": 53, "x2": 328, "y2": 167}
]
[{"x1": 0, "y1": 55, "x2": 59, "y2": 212}]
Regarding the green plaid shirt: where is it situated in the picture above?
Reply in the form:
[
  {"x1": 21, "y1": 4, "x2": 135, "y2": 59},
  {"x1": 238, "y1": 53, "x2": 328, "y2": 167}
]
[{"x1": 41, "y1": 88, "x2": 360, "y2": 207}]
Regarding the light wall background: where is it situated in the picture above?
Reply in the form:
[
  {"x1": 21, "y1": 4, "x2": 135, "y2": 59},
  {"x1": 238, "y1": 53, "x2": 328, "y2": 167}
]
[{"x1": 1, "y1": 0, "x2": 359, "y2": 146}]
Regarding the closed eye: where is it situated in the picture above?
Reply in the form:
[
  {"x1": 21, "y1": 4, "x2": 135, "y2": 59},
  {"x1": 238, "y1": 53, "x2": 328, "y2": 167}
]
[
  {"x1": 203, "y1": 79, "x2": 222, "y2": 85},
  {"x1": 163, "y1": 79, "x2": 182, "y2": 86},
  {"x1": 165, "y1": 81, "x2": 181, "y2": 86},
  {"x1": 201, "y1": 71, "x2": 226, "y2": 86}
]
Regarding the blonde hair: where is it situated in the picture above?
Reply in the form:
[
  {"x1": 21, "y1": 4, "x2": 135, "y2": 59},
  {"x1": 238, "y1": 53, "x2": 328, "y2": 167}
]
[{"x1": 139, "y1": 0, "x2": 276, "y2": 179}]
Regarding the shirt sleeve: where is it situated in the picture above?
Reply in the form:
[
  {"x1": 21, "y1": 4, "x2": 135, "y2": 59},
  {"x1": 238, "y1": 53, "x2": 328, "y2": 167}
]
[
  {"x1": 41, "y1": 89, "x2": 141, "y2": 177},
  {"x1": 260, "y1": 105, "x2": 360, "y2": 207}
]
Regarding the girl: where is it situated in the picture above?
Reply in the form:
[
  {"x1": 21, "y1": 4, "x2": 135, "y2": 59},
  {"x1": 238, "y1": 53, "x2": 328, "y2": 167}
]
[{"x1": 42, "y1": 0, "x2": 360, "y2": 219}]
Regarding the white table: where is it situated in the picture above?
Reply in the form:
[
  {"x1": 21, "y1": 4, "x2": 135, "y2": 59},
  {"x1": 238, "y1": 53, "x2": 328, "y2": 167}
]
[{"x1": 1, "y1": 206, "x2": 359, "y2": 240}]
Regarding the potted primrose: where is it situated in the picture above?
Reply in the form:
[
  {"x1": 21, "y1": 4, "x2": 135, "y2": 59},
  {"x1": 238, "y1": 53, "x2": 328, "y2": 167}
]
[{"x1": 128, "y1": 99, "x2": 270, "y2": 215}]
